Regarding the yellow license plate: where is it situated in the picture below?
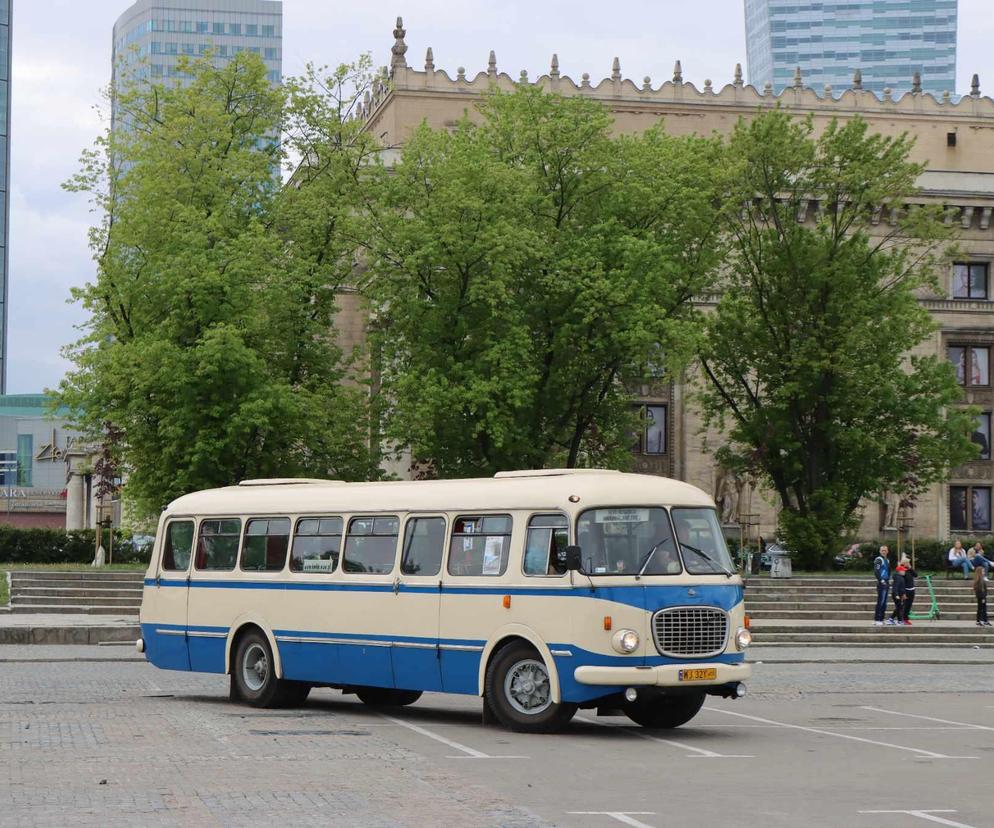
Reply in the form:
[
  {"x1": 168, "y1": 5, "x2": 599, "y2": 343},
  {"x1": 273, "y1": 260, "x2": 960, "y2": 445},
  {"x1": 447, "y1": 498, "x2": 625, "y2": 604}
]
[{"x1": 678, "y1": 668, "x2": 717, "y2": 682}]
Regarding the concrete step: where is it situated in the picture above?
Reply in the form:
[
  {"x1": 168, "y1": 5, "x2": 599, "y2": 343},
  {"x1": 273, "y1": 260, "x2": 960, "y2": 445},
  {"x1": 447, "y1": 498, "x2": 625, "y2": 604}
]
[
  {"x1": 12, "y1": 595, "x2": 142, "y2": 608},
  {"x1": 747, "y1": 610, "x2": 978, "y2": 621},
  {"x1": 752, "y1": 631, "x2": 994, "y2": 644},
  {"x1": 9, "y1": 571, "x2": 144, "y2": 582},
  {"x1": 0, "y1": 624, "x2": 140, "y2": 645},
  {"x1": 748, "y1": 640, "x2": 994, "y2": 648},
  {"x1": 745, "y1": 601, "x2": 976, "y2": 612},
  {"x1": 11, "y1": 587, "x2": 144, "y2": 600},
  {"x1": 9, "y1": 604, "x2": 139, "y2": 616}
]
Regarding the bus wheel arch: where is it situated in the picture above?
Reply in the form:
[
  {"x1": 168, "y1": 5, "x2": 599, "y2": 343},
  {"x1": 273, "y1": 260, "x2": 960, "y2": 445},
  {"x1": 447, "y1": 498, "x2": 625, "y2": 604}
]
[
  {"x1": 226, "y1": 618, "x2": 283, "y2": 679},
  {"x1": 479, "y1": 626, "x2": 561, "y2": 704}
]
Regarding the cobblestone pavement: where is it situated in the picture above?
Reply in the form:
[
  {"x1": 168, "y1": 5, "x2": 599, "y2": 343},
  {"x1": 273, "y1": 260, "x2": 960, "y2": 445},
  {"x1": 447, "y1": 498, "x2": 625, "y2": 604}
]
[{"x1": 1, "y1": 654, "x2": 992, "y2": 827}]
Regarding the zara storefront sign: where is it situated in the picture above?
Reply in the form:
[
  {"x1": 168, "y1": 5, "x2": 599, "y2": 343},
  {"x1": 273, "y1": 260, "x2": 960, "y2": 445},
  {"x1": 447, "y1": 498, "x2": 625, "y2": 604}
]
[{"x1": 1, "y1": 488, "x2": 68, "y2": 511}]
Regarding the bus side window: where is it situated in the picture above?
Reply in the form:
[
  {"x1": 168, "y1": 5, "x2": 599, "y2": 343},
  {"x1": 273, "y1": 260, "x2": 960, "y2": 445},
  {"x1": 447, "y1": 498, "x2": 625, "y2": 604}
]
[
  {"x1": 343, "y1": 516, "x2": 400, "y2": 574},
  {"x1": 240, "y1": 518, "x2": 290, "y2": 572},
  {"x1": 195, "y1": 519, "x2": 241, "y2": 571},
  {"x1": 162, "y1": 520, "x2": 194, "y2": 572},
  {"x1": 523, "y1": 514, "x2": 569, "y2": 576},
  {"x1": 401, "y1": 516, "x2": 446, "y2": 576},
  {"x1": 290, "y1": 517, "x2": 342, "y2": 573},
  {"x1": 448, "y1": 515, "x2": 513, "y2": 577}
]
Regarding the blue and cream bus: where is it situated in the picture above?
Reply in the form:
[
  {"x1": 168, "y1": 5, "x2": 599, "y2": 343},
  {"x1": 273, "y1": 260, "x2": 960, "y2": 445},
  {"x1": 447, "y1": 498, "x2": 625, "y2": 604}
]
[{"x1": 138, "y1": 470, "x2": 752, "y2": 732}]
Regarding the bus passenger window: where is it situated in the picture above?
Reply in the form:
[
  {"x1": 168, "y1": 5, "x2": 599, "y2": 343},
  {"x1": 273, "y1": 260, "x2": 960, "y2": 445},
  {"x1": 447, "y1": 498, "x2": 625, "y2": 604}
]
[
  {"x1": 290, "y1": 517, "x2": 342, "y2": 573},
  {"x1": 195, "y1": 519, "x2": 241, "y2": 571},
  {"x1": 448, "y1": 515, "x2": 512, "y2": 577},
  {"x1": 523, "y1": 514, "x2": 568, "y2": 576},
  {"x1": 401, "y1": 516, "x2": 446, "y2": 576},
  {"x1": 343, "y1": 516, "x2": 399, "y2": 574},
  {"x1": 240, "y1": 518, "x2": 290, "y2": 572},
  {"x1": 162, "y1": 521, "x2": 194, "y2": 571}
]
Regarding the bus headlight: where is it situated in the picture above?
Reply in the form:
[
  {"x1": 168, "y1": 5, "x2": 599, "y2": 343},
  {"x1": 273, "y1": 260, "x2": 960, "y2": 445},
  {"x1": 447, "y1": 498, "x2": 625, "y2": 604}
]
[
  {"x1": 612, "y1": 629, "x2": 640, "y2": 654},
  {"x1": 735, "y1": 627, "x2": 752, "y2": 650}
]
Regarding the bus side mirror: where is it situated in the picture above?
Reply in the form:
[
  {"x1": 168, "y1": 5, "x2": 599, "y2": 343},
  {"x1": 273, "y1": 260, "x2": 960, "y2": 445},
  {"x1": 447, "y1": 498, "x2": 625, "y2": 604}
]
[{"x1": 563, "y1": 545, "x2": 583, "y2": 572}]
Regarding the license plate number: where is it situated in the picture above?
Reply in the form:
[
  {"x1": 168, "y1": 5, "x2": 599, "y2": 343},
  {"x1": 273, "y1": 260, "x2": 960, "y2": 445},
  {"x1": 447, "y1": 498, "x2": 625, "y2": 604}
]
[{"x1": 678, "y1": 668, "x2": 717, "y2": 682}]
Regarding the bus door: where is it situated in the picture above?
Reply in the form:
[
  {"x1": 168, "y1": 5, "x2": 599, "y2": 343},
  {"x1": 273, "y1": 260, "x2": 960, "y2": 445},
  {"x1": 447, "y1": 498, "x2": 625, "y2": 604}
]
[
  {"x1": 145, "y1": 519, "x2": 195, "y2": 671},
  {"x1": 339, "y1": 516, "x2": 401, "y2": 688},
  {"x1": 438, "y1": 514, "x2": 514, "y2": 694},
  {"x1": 391, "y1": 515, "x2": 446, "y2": 692}
]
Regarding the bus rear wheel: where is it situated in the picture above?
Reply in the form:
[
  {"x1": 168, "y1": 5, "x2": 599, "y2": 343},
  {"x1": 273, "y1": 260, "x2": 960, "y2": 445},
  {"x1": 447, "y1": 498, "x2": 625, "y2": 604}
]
[
  {"x1": 232, "y1": 630, "x2": 308, "y2": 708},
  {"x1": 623, "y1": 691, "x2": 705, "y2": 729},
  {"x1": 484, "y1": 642, "x2": 576, "y2": 733},
  {"x1": 356, "y1": 688, "x2": 423, "y2": 707}
]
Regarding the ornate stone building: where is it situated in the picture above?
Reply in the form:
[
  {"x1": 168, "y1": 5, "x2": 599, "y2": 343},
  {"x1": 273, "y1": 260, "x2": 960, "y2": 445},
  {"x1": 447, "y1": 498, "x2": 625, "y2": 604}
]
[{"x1": 346, "y1": 18, "x2": 994, "y2": 543}]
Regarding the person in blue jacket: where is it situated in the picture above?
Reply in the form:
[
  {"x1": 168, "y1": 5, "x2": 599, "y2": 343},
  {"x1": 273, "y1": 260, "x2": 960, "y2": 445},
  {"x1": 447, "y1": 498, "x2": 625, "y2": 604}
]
[{"x1": 873, "y1": 545, "x2": 891, "y2": 627}]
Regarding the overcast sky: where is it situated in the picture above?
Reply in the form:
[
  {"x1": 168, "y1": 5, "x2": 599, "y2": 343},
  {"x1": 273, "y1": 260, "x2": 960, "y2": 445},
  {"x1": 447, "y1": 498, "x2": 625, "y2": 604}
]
[{"x1": 7, "y1": 0, "x2": 993, "y2": 394}]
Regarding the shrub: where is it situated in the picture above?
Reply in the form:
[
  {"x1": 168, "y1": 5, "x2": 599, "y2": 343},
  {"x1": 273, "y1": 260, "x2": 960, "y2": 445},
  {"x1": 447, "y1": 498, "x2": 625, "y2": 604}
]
[{"x1": 0, "y1": 526, "x2": 152, "y2": 565}]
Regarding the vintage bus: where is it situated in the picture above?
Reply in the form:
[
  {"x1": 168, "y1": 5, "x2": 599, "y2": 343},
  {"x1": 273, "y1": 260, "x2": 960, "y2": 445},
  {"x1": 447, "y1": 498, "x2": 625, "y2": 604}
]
[{"x1": 138, "y1": 470, "x2": 752, "y2": 733}]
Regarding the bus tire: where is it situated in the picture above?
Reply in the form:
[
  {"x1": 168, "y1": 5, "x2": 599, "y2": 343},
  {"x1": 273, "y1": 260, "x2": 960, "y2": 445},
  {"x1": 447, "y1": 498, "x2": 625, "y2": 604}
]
[
  {"x1": 484, "y1": 642, "x2": 577, "y2": 733},
  {"x1": 232, "y1": 630, "x2": 285, "y2": 708},
  {"x1": 623, "y1": 692, "x2": 705, "y2": 729},
  {"x1": 356, "y1": 688, "x2": 423, "y2": 707}
]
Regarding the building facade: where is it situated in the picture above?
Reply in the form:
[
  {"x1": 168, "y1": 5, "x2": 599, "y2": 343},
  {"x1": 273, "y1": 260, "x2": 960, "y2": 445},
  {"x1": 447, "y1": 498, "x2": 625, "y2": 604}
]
[
  {"x1": 745, "y1": 0, "x2": 957, "y2": 96},
  {"x1": 0, "y1": 0, "x2": 11, "y2": 393},
  {"x1": 346, "y1": 19, "x2": 994, "y2": 545},
  {"x1": 111, "y1": 0, "x2": 282, "y2": 130},
  {"x1": 0, "y1": 395, "x2": 80, "y2": 529}
]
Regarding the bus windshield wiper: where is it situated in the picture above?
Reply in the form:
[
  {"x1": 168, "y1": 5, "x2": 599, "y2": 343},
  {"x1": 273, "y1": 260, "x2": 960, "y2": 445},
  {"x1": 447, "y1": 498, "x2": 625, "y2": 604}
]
[
  {"x1": 680, "y1": 542, "x2": 734, "y2": 578},
  {"x1": 636, "y1": 538, "x2": 671, "y2": 580}
]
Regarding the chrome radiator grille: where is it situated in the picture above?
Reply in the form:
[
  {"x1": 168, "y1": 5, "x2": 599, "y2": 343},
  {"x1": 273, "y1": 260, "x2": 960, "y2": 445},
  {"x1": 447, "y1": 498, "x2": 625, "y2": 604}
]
[{"x1": 652, "y1": 606, "x2": 729, "y2": 658}]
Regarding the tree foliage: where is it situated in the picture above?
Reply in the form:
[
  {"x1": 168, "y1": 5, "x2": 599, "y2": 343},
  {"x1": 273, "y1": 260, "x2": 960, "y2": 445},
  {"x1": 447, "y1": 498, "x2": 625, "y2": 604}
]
[
  {"x1": 362, "y1": 87, "x2": 724, "y2": 476},
  {"x1": 698, "y1": 111, "x2": 976, "y2": 567},
  {"x1": 59, "y1": 55, "x2": 380, "y2": 519}
]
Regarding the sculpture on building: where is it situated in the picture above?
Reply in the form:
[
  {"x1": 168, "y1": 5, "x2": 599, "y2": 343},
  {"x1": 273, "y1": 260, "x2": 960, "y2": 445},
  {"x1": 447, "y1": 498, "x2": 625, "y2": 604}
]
[{"x1": 713, "y1": 467, "x2": 740, "y2": 525}]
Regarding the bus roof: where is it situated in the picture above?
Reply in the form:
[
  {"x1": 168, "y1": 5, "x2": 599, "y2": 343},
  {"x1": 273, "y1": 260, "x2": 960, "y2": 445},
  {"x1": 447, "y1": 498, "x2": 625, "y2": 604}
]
[{"x1": 163, "y1": 470, "x2": 716, "y2": 517}]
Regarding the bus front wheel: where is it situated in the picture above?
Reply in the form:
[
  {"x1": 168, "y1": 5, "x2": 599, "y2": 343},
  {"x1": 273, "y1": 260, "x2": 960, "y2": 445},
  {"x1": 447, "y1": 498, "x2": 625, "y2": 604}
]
[
  {"x1": 484, "y1": 642, "x2": 576, "y2": 733},
  {"x1": 623, "y1": 691, "x2": 705, "y2": 729}
]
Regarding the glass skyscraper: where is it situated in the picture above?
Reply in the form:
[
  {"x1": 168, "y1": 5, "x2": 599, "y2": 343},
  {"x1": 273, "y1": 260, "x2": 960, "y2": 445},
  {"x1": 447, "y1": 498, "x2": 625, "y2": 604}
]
[
  {"x1": 745, "y1": 0, "x2": 958, "y2": 96},
  {"x1": 0, "y1": 1, "x2": 10, "y2": 393},
  {"x1": 112, "y1": 0, "x2": 282, "y2": 131}
]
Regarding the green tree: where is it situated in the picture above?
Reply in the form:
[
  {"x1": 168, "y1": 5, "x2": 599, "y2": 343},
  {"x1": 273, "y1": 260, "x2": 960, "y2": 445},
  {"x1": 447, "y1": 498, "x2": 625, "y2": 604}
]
[
  {"x1": 697, "y1": 111, "x2": 975, "y2": 567},
  {"x1": 59, "y1": 54, "x2": 379, "y2": 519},
  {"x1": 362, "y1": 86, "x2": 724, "y2": 476}
]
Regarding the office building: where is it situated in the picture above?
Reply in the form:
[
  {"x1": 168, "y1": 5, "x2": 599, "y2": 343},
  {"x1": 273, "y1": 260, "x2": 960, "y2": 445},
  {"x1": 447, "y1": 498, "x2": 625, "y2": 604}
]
[
  {"x1": 112, "y1": 0, "x2": 282, "y2": 130},
  {"x1": 0, "y1": 1, "x2": 11, "y2": 393},
  {"x1": 745, "y1": 0, "x2": 957, "y2": 96}
]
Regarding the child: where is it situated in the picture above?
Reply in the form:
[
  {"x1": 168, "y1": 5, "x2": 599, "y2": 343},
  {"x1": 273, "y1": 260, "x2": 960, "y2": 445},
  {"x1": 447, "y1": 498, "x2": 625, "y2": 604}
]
[
  {"x1": 975, "y1": 564, "x2": 991, "y2": 627},
  {"x1": 901, "y1": 555, "x2": 916, "y2": 626},
  {"x1": 889, "y1": 559, "x2": 907, "y2": 625}
]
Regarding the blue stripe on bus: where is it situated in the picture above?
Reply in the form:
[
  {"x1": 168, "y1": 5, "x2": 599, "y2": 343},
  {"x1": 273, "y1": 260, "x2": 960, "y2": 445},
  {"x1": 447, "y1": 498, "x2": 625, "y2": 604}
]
[
  {"x1": 140, "y1": 620, "x2": 745, "y2": 703},
  {"x1": 143, "y1": 579, "x2": 743, "y2": 611}
]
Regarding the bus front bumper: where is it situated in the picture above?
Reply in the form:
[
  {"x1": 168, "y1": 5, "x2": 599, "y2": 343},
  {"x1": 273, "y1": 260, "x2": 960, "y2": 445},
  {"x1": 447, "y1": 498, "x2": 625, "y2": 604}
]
[{"x1": 574, "y1": 661, "x2": 752, "y2": 687}]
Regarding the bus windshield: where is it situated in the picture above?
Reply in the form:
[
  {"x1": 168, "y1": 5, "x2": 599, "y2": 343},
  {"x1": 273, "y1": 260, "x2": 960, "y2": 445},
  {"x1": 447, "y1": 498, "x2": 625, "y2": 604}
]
[
  {"x1": 576, "y1": 507, "x2": 682, "y2": 576},
  {"x1": 671, "y1": 508, "x2": 735, "y2": 575}
]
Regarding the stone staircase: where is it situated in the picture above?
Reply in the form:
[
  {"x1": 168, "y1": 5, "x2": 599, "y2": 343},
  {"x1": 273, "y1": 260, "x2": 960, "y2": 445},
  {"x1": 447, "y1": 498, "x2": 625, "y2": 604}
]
[
  {"x1": 745, "y1": 575, "x2": 994, "y2": 646},
  {"x1": 6, "y1": 570, "x2": 144, "y2": 615}
]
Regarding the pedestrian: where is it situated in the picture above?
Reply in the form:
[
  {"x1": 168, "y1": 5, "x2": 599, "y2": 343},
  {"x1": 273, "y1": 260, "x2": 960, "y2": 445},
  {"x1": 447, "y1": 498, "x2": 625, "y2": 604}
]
[
  {"x1": 889, "y1": 557, "x2": 907, "y2": 625},
  {"x1": 900, "y1": 554, "x2": 916, "y2": 626},
  {"x1": 948, "y1": 539, "x2": 973, "y2": 578},
  {"x1": 873, "y1": 545, "x2": 890, "y2": 626},
  {"x1": 974, "y1": 563, "x2": 990, "y2": 627},
  {"x1": 971, "y1": 542, "x2": 992, "y2": 578}
]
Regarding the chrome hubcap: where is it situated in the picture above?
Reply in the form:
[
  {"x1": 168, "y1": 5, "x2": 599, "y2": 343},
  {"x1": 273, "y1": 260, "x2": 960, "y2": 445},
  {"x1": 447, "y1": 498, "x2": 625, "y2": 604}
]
[
  {"x1": 242, "y1": 643, "x2": 268, "y2": 692},
  {"x1": 504, "y1": 659, "x2": 551, "y2": 715}
]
